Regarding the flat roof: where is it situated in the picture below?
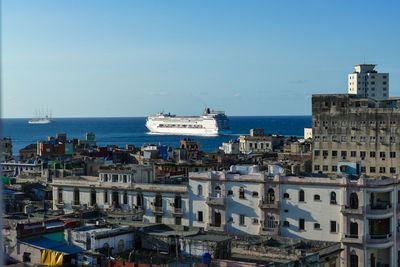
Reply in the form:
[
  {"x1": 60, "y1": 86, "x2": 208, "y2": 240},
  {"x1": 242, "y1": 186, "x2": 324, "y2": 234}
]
[{"x1": 21, "y1": 237, "x2": 84, "y2": 255}]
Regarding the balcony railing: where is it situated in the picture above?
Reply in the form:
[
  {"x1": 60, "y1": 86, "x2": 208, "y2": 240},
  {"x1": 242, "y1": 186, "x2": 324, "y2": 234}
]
[
  {"x1": 152, "y1": 206, "x2": 164, "y2": 214},
  {"x1": 206, "y1": 196, "x2": 226, "y2": 206},
  {"x1": 206, "y1": 223, "x2": 226, "y2": 232},
  {"x1": 367, "y1": 233, "x2": 393, "y2": 244},
  {"x1": 340, "y1": 205, "x2": 363, "y2": 215},
  {"x1": 366, "y1": 203, "x2": 393, "y2": 215},
  {"x1": 341, "y1": 234, "x2": 363, "y2": 244},
  {"x1": 258, "y1": 199, "x2": 280, "y2": 210},
  {"x1": 172, "y1": 207, "x2": 184, "y2": 216}
]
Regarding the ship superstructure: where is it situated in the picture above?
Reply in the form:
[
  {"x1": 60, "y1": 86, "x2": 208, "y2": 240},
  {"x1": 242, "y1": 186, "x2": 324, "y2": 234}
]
[{"x1": 146, "y1": 108, "x2": 230, "y2": 136}]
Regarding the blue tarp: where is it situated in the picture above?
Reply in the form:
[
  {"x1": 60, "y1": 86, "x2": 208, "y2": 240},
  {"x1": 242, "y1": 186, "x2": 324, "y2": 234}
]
[{"x1": 21, "y1": 237, "x2": 84, "y2": 254}]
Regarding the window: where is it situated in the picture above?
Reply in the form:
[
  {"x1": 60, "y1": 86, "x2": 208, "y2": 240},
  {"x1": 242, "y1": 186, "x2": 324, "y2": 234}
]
[
  {"x1": 341, "y1": 136, "x2": 347, "y2": 142},
  {"x1": 379, "y1": 167, "x2": 386, "y2": 173},
  {"x1": 380, "y1": 136, "x2": 386, "y2": 143},
  {"x1": 314, "y1": 223, "x2": 320, "y2": 230},
  {"x1": 123, "y1": 175, "x2": 127, "y2": 183},
  {"x1": 380, "y1": 151, "x2": 386, "y2": 158},
  {"x1": 360, "y1": 136, "x2": 366, "y2": 142},
  {"x1": 104, "y1": 174, "x2": 108, "y2": 182},
  {"x1": 314, "y1": 194, "x2": 320, "y2": 201},
  {"x1": 323, "y1": 150, "x2": 328, "y2": 156},
  {"x1": 299, "y1": 218, "x2": 305, "y2": 230},
  {"x1": 314, "y1": 150, "x2": 320, "y2": 156},
  {"x1": 360, "y1": 151, "x2": 366, "y2": 158},
  {"x1": 197, "y1": 185, "x2": 203, "y2": 196},
  {"x1": 198, "y1": 211, "x2": 203, "y2": 222},
  {"x1": 350, "y1": 121, "x2": 356, "y2": 126},
  {"x1": 104, "y1": 190, "x2": 108, "y2": 203},
  {"x1": 330, "y1": 192, "x2": 337, "y2": 204},
  {"x1": 239, "y1": 214, "x2": 245, "y2": 225},
  {"x1": 341, "y1": 121, "x2": 347, "y2": 127},
  {"x1": 370, "y1": 151, "x2": 376, "y2": 158},
  {"x1": 332, "y1": 136, "x2": 338, "y2": 142},
  {"x1": 123, "y1": 192, "x2": 128, "y2": 204},
  {"x1": 73, "y1": 188, "x2": 80, "y2": 205},
  {"x1": 227, "y1": 190, "x2": 233, "y2": 196},
  {"x1": 361, "y1": 166, "x2": 366, "y2": 173},
  {"x1": 341, "y1": 102, "x2": 345, "y2": 107},
  {"x1": 322, "y1": 136, "x2": 328, "y2": 142},
  {"x1": 351, "y1": 151, "x2": 356, "y2": 157},
  {"x1": 175, "y1": 216, "x2": 182, "y2": 225},
  {"x1": 323, "y1": 165, "x2": 328, "y2": 171},
  {"x1": 350, "y1": 193, "x2": 359, "y2": 209},
  {"x1": 330, "y1": 221, "x2": 337, "y2": 233},
  {"x1": 57, "y1": 188, "x2": 63, "y2": 203},
  {"x1": 112, "y1": 174, "x2": 118, "y2": 182},
  {"x1": 370, "y1": 167, "x2": 376, "y2": 173},
  {"x1": 341, "y1": 151, "x2": 347, "y2": 158},
  {"x1": 350, "y1": 252, "x2": 358, "y2": 267},
  {"x1": 156, "y1": 215, "x2": 162, "y2": 223},
  {"x1": 314, "y1": 165, "x2": 320, "y2": 171},
  {"x1": 390, "y1": 152, "x2": 396, "y2": 158},
  {"x1": 370, "y1": 136, "x2": 376, "y2": 143},
  {"x1": 391, "y1": 136, "x2": 396, "y2": 143},
  {"x1": 299, "y1": 190, "x2": 305, "y2": 202},
  {"x1": 23, "y1": 252, "x2": 31, "y2": 262},
  {"x1": 332, "y1": 150, "x2": 337, "y2": 157},
  {"x1": 351, "y1": 136, "x2": 356, "y2": 142},
  {"x1": 390, "y1": 167, "x2": 396, "y2": 174},
  {"x1": 332, "y1": 166, "x2": 337, "y2": 172},
  {"x1": 283, "y1": 193, "x2": 290, "y2": 199},
  {"x1": 283, "y1": 221, "x2": 290, "y2": 227},
  {"x1": 252, "y1": 191, "x2": 258, "y2": 197},
  {"x1": 239, "y1": 187, "x2": 245, "y2": 199}
]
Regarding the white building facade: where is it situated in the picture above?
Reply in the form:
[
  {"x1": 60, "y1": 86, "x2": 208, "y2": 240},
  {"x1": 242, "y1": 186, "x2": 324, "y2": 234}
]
[{"x1": 348, "y1": 64, "x2": 389, "y2": 100}]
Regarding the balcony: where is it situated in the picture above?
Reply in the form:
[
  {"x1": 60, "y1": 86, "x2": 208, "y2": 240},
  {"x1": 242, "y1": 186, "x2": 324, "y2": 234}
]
[
  {"x1": 340, "y1": 205, "x2": 363, "y2": 215},
  {"x1": 366, "y1": 203, "x2": 393, "y2": 215},
  {"x1": 206, "y1": 223, "x2": 226, "y2": 232},
  {"x1": 258, "y1": 199, "x2": 280, "y2": 210},
  {"x1": 55, "y1": 201, "x2": 65, "y2": 209},
  {"x1": 367, "y1": 233, "x2": 393, "y2": 244},
  {"x1": 206, "y1": 196, "x2": 226, "y2": 206},
  {"x1": 259, "y1": 225, "x2": 279, "y2": 235},
  {"x1": 341, "y1": 234, "x2": 363, "y2": 244},
  {"x1": 171, "y1": 207, "x2": 184, "y2": 216},
  {"x1": 152, "y1": 206, "x2": 164, "y2": 215}
]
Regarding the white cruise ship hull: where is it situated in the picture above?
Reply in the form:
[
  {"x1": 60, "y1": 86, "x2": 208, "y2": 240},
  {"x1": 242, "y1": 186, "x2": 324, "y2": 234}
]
[
  {"x1": 28, "y1": 119, "x2": 51, "y2": 124},
  {"x1": 146, "y1": 109, "x2": 230, "y2": 136}
]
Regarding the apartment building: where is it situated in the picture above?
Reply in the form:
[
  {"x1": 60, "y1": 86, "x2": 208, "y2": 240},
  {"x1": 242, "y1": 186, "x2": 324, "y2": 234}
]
[
  {"x1": 238, "y1": 129, "x2": 283, "y2": 154},
  {"x1": 348, "y1": 64, "x2": 389, "y2": 100},
  {"x1": 52, "y1": 165, "x2": 190, "y2": 226},
  {"x1": 188, "y1": 169, "x2": 399, "y2": 267},
  {"x1": 312, "y1": 94, "x2": 400, "y2": 176}
]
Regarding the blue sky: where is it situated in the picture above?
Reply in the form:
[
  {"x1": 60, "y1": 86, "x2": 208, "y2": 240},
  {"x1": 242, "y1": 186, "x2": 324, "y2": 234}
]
[{"x1": 2, "y1": 0, "x2": 400, "y2": 118}]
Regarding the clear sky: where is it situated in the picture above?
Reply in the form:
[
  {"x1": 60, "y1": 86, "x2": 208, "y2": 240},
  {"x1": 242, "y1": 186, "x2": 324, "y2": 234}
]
[{"x1": 2, "y1": 0, "x2": 400, "y2": 118}]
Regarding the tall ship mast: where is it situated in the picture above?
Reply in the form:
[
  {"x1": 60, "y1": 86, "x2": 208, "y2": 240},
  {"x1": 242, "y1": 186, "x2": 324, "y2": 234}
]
[
  {"x1": 28, "y1": 108, "x2": 52, "y2": 124},
  {"x1": 146, "y1": 108, "x2": 230, "y2": 136}
]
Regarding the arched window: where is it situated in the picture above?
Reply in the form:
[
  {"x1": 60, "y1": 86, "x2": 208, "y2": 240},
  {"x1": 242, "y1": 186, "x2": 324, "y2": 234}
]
[
  {"x1": 267, "y1": 188, "x2": 275, "y2": 203},
  {"x1": 267, "y1": 216, "x2": 275, "y2": 229},
  {"x1": 314, "y1": 194, "x2": 320, "y2": 201},
  {"x1": 73, "y1": 188, "x2": 80, "y2": 205},
  {"x1": 299, "y1": 190, "x2": 305, "y2": 202},
  {"x1": 350, "y1": 192, "x2": 359, "y2": 209},
  {"x1": 350, "y1": 251, "x2": 358, "y2": 267},
  {"x1": 198, "y1": 185, "x2": 203, "y2": 196},
  {"x1": 239, "y1": 187, "x2": 245, "y2": 199},
  {"x1": 330, "y1": 192, "x2": 337, "y2": 204},
  {"x1": 136, "y1": 193, "x2": 143, "y2": 209}
]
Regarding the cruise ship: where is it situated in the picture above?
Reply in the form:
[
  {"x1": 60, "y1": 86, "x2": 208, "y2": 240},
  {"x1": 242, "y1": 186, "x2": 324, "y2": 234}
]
[{"x1": 146, "y1": 108, "x2": 230, "y2": 136}]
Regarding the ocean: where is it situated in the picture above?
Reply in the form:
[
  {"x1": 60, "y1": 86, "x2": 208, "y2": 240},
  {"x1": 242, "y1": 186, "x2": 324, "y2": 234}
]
[{"x1": 1, "y1": 116, "x2": 311, "y2": 155}]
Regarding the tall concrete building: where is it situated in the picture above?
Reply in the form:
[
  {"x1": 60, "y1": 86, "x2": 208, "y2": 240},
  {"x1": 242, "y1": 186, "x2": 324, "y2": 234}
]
[{"x1": 348, "y1": 64, "x2": 389, "y2": 100}]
